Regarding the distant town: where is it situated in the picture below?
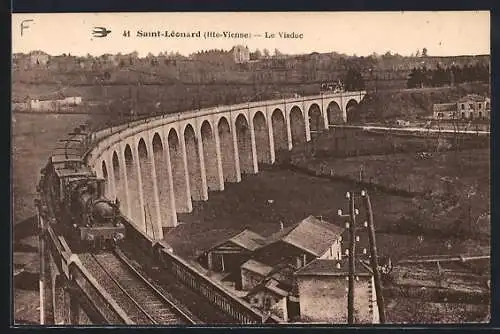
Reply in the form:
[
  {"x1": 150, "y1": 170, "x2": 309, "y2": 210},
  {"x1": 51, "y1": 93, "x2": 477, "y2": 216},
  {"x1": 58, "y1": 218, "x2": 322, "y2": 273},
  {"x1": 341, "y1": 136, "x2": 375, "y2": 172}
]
[{"x1": 12, "y1": 46, "x2": 490, "y2": 119}]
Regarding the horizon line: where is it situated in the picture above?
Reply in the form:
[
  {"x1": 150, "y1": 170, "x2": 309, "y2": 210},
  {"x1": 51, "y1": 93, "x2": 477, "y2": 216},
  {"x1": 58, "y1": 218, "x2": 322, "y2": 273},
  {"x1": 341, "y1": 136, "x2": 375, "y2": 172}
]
[{"x1": 13, "y1": 50, "x2": 491, "y2": 59}]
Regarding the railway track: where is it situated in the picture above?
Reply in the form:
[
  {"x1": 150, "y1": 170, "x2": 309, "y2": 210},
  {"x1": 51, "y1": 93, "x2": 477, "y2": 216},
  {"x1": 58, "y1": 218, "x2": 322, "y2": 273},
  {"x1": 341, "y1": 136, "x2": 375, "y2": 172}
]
[
  {"x1": 79, "y1": 249, "x2": 196, "y2": 325},
  {"x1": 118, "y1": 243, "x2": 237, "y2": 324}
]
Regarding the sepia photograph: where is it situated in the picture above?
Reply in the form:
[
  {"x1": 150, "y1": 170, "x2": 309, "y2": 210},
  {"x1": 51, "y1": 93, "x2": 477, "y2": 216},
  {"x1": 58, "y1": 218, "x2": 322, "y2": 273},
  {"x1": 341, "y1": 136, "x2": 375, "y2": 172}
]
[{"x1": 11, "y1": 11, "x2": 491, "y2": 326}]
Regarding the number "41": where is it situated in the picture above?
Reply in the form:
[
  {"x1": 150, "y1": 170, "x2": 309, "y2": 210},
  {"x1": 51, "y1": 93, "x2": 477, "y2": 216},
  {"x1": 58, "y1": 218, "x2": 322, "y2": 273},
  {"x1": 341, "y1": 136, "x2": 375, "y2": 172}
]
[{"x1": 123, "y1": 30, "x2": 131, "y2": 37}]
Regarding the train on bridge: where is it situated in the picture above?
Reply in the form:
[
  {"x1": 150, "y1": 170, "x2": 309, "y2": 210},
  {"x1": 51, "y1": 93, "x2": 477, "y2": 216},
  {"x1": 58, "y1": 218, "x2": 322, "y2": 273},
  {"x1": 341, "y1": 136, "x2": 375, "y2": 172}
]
[{"x1": 38, "y1": 146, "x2": 126, "y2": 251}]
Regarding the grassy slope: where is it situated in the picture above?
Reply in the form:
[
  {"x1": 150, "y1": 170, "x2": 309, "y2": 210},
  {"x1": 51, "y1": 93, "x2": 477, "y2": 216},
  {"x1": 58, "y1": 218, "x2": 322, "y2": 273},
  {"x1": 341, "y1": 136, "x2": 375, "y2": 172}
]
[{"x1": 357, "y1": 83, "x2": 491, "y2": 121}]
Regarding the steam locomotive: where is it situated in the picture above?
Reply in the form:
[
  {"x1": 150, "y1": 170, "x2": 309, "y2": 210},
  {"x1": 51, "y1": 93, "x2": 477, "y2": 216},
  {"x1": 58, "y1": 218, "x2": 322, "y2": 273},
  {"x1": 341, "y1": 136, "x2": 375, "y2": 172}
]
[{"x1": 39, "y1": 154, "x2": 126, "y2": 251}]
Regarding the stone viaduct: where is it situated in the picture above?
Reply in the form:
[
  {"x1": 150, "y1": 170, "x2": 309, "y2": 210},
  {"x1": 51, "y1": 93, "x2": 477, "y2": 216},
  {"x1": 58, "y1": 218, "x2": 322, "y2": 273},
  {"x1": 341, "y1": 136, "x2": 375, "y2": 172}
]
[{"x1": 85, "y1": 91, "x2": 366, "y2": 240}]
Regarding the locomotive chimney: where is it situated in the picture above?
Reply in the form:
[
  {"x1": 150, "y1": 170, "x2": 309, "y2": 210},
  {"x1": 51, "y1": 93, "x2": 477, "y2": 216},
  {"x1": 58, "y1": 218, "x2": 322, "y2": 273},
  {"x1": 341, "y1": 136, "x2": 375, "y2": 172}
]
[{"x1": 97, "y1": 179, "x2": 106, "y2": 197}]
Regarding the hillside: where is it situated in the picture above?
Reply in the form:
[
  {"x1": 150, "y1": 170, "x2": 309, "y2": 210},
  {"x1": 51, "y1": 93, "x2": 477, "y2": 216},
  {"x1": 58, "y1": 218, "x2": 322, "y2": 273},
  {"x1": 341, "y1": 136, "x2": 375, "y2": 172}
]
[
  {"x1": 12, "y1": 51, "x2": 490, "y2": 127},
  {"x1": 13, "y1": 52, "x2": 489, "y2": 95},
  {"x1": 357, "y1": 83, "x2": 491, "y2": 121}
]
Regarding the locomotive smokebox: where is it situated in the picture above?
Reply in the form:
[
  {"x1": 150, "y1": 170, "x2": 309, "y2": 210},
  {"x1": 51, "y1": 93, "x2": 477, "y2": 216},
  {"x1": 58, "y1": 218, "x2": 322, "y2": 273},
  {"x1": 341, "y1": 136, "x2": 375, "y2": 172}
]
[{"x1": 92, "y1": 201, "x2": 116, "y2": 221}]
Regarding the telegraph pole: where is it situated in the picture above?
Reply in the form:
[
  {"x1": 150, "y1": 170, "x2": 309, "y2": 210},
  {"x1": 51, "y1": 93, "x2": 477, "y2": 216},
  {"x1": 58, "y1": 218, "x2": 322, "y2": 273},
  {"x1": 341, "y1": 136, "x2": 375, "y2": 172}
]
[
  {"x1": 338, "y1": 191, "x2": 359, "y2": 324},
  {"x1": 347, "y1": 192, "x2": 356, "y2": 324},
  {"x1": 361, "y1": 190, "x2": 386, "y2": 323}
]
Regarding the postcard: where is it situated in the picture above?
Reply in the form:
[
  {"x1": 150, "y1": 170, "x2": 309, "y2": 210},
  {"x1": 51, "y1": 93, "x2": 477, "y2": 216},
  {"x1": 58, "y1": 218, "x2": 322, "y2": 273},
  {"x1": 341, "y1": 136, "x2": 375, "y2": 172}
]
[{"x1": 12, "y1": 11, "x2": 490, "y2": 326}]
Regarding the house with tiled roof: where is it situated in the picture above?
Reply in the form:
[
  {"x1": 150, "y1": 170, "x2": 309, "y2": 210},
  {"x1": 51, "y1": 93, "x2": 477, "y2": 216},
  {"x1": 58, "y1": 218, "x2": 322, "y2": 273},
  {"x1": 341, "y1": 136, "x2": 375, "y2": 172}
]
[
  {"x1": 252, "y1": 215, "x2": 345, "y2": 270},
  {"x1": 294, "y1": 258, "x2": 379, "y2": 324},
  {"x1": 236, "y1": 216, "x2": 345, "y2": 321}
]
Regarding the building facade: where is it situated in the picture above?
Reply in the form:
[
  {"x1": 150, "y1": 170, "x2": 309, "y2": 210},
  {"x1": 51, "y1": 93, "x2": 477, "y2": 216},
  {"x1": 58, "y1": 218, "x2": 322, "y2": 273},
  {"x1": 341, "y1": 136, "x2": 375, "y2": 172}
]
[
  {"x1": 231, "y1": 45, "x2": 250, "y2": 64},
  {"x1": 433, "y1": 94, "x2": 491, "y2": 120},
  {"x1": 244, "y1": 278, "x2": 289, "y2": 321},
  {"x1": 295, "y1": 259, "x2": 379, "y2": 324},
  {"x1": 456, "y1": 95, "x2": 490, "y2": 120},
  {"x1": 27, "y1": 96, "x2": 83, "y2": 111}
]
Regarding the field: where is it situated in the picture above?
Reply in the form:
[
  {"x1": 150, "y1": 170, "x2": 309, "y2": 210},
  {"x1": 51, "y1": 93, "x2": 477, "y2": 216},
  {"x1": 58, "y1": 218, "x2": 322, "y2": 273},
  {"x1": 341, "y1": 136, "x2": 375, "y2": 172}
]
[
  {"x1": 308, "y1": 149, "x2": 489, "y2": 208},
  {"x1": 289, "y1": 128, "x2": 490, "y2": 241},
  {"x1": 385, "y1": 299, "x2": 489, "y2": 324}
]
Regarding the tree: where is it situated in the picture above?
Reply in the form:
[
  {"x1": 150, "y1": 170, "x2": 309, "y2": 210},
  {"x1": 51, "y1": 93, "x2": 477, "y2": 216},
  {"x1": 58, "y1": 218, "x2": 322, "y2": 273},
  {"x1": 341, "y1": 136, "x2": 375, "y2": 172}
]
[
  {"x1": 416, "y1": 49, "x2": 420, "y2": 57},
  {"x1": 344, "y1": 68, "x2": 365, "y2": 91},
  {"x1": 431, "y1": 63, "x2": 447, "y2": 87},
  {"x1": 274, "y1": 48, "x2": 282, "y2": 57},
  {"x1": 250, "y1": 49, "x2": 262, "y2": 61},
  {"x1": 263, "y1": 49, "x2": 270, "y2": 58},
  {"x1": 422, "y1": 48, "x2": 428, "y2": 57}
]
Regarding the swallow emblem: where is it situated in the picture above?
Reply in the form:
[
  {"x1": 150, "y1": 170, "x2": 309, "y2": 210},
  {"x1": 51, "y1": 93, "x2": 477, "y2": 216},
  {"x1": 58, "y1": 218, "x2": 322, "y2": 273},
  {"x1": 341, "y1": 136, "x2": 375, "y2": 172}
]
[{"x1": 92, "y1": 27, "x2": 112, "y2": 38}]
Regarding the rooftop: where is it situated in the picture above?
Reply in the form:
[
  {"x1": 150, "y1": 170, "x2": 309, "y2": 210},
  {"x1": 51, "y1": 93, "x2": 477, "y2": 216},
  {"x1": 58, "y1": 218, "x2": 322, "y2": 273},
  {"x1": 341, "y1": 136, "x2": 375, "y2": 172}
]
[
  {"x1": 241, "y1": 259, "x2": 273, "y2": 277},
  {"x1": 433, "y1": 103, "x2": 456, "y2": 112},
  {"x1": 457, "y1": 94, "x2": 490, "y2": 103},
  {"x1": 246, "y1": 277, "x2": 289, "y2": 298},
  {"x1": 229, "y1": 229, "x2": 268, "y2": 252},
  {"x1": 266, "y1": 216, "x2": 345, "y2": 257},
  {"x1": 204, "y1": 228, "x2": 268, "y2": 254},
  {"x1": 295, "y1": 258, "x2": 372, "y2": 277}
]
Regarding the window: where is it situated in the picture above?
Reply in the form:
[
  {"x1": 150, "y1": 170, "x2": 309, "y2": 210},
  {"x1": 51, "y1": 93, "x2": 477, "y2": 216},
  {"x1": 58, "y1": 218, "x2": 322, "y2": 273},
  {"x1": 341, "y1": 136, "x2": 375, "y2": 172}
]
[
  {"x1": 470, "y1": 113, "x2": 474, "y2": 120},
  {"x1": 478, "y1": 104, "x2": 482, "y2": 109},
  {"x1": 461, "y1": 104, "x2": 465, "y2": 110},
  {"x1": 461, "y1": 112, "x2": 466, "y2": 119},
  {"x1": 486, "y1": 102, "x2": 490, "y2": 109},
  {"x1": 469, "y1": 104, "x2": 474, "y2": 109},
  {"x1": 479, "y1": 111, "x2": 483, "y2": 119},
  {"x1": 438, "y1": 112, "x2": 443, "y2": 118}
]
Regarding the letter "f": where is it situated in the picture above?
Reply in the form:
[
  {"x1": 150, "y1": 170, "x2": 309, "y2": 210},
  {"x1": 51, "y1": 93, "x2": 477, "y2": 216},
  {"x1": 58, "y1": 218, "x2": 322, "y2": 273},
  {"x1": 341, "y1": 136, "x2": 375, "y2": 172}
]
[{"x1": 21, "y1": 19, "x2": 33, "y2": 36}]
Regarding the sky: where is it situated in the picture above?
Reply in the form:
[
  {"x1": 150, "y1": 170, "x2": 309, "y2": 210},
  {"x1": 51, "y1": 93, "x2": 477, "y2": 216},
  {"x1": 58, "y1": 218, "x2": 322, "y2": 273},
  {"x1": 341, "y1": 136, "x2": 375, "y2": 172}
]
[{"x1": 12, "y1": 11, "x2": 490, "y2": 57}]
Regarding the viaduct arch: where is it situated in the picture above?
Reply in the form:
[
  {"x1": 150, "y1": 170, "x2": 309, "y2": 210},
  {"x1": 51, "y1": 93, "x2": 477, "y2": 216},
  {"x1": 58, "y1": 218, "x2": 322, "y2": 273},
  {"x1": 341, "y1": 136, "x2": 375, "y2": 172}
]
[{"x1": 87, "y1": 91, "x2": 366, "y2": 240}]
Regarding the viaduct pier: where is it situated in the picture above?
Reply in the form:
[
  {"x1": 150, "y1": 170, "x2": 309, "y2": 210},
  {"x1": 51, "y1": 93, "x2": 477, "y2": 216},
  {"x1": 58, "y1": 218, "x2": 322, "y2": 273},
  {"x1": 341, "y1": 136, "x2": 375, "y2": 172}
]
[{"x1": 86, "y1": 91, "x2": 366, "y2": 240}]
